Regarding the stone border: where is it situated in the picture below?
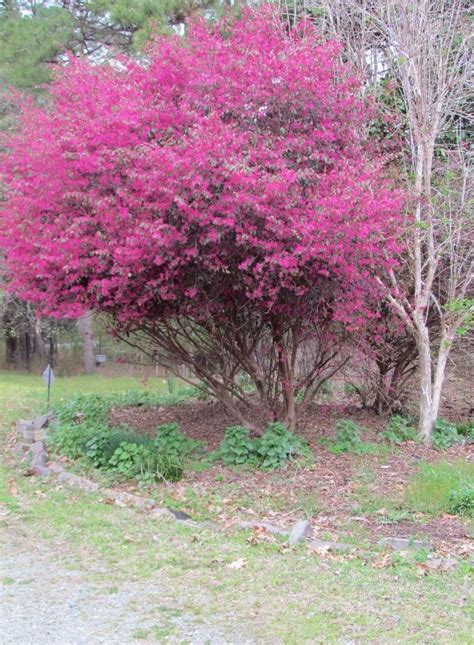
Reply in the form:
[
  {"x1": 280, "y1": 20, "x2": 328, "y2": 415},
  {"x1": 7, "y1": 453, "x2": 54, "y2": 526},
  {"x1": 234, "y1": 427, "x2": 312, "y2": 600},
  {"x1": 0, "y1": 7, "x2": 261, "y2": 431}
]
[
  {"x1": 15, "y1": 417, "x2": 352, "y2": 550},
  {"x1": 16, "y1": 416, "x2": 467, "y2": 571}
]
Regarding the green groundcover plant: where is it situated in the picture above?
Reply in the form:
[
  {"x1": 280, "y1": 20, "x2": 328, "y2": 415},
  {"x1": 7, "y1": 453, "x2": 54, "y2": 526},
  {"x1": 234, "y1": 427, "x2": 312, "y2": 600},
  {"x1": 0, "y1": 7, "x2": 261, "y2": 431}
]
[
  {"x1": 49, "y1": 390, "x2": 198, "y2": 482},
  {"x1": 219, "y1": 422, "x2": 312, "y2": 470}
]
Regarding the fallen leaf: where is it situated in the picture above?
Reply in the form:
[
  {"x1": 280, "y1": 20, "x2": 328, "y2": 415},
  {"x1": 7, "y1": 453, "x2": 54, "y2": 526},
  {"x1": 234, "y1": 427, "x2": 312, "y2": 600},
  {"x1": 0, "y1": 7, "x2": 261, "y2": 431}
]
[
  {"x1": 372, "y1": 553, "x2": 392, "y2": 569},
  {"x1": 8, "y1": 479, "x2": 18, "y2": 496},
  {"x1": 415, "y1": 564, "x2": 429, "y2": 576}
]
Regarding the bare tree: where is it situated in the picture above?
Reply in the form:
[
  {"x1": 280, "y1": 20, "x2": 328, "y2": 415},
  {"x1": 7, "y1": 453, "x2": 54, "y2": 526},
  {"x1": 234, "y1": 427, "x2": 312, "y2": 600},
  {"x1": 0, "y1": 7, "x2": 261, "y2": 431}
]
[
  {"x1": 361, "y1": 0, "x2": 472, "y2": 441},
  {"x1": 272, "y1": 0, "x2": 473, "y2": 440}
]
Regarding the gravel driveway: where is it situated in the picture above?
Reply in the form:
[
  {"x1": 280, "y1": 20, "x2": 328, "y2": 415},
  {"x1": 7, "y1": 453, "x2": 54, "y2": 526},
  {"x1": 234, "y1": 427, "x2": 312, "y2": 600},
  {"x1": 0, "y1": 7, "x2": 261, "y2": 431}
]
[{"x1": 1, "y1": 525, "x2": 251, "y2": 645}]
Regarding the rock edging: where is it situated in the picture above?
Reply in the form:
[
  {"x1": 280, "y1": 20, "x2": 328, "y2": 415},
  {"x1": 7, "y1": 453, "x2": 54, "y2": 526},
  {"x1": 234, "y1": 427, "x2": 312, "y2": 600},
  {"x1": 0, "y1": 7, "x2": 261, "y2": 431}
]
[{"x1": 16, "y1": 416, "x2": 464, "y2": 570}]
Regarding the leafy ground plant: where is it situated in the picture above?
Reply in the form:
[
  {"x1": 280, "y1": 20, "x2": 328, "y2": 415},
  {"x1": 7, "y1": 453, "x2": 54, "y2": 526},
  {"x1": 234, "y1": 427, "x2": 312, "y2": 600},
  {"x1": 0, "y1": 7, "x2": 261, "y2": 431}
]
[
  {"x1": 432, "y1": 418, "x2": 461, "y2": 450},
  {"x1": 405, "y1": 460, "x2": 474, "y2": 516},
  {"x1": 84, "y1": 429, "x2": 152, "y2": 468},
  {"x1": 380, "y1": 415, "x2": 417, "y2": 444},
  {"x1": 219, "y1": 422, "x2": 311, "y2": 470},
  {"x1": 257, "y1": 422, "x2": 312, "y2": 470},
  {"x1": 49, "y1": 392, "x2": 198, "y2": 482},
  {"x1": 219, "y1": 426, "x2": 258, "y2": 467},
  {"x1": 327, "y1": 419, "x2": 377, "y2": 455},
  {"x1": 108, "y1": 441, "x2": 183, "y2": 483},
  {"x1": 154, "y1": 422, "x2": 200, "y2": 461}
]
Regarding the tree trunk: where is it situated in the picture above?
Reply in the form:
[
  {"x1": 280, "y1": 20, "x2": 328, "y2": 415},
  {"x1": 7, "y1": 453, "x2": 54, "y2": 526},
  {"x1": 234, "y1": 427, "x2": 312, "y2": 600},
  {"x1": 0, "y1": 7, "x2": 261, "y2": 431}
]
[
  {"x1": 431, "y1": 331, "x2": 454, "y2": 428},
  {"x1": 76, "y1": 311, "x2": 96, "y2": 374},
  {"x1": 5, "y1": 332, "x2": 17, "y2": 367},
  {"x1": 416, "y1": 321, "x2": 433, "y2": 443},
  {"x1": 33, "y1": 318, "x2": 46, "y2": 360}
]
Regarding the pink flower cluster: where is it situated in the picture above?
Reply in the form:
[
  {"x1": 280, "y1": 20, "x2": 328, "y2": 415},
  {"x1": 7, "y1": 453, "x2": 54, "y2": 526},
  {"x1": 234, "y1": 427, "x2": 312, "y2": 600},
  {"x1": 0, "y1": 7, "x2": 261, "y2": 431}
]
[{"x1": 1, "y1": 10, "x2": 403, "y2": 330}]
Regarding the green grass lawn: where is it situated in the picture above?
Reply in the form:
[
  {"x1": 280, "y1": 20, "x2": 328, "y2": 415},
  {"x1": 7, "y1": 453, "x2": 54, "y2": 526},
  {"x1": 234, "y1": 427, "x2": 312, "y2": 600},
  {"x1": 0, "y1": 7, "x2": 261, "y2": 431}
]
[
  {"x1": 0, "y1": 372, "x2": 172, "y2": 427},
  {"x1": 1, "y1": 372, "x2": 473, "y2": 643}
]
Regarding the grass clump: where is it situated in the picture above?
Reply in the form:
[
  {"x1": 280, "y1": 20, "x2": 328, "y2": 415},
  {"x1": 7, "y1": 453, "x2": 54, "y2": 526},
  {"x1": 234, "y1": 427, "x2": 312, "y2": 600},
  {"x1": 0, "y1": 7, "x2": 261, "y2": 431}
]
[
  {"x1": 448, "y1": 485, "x2": 474, "y2": 517},
  {"x1": 405, "y1": 460, "x2": 474, "y2": 517}
]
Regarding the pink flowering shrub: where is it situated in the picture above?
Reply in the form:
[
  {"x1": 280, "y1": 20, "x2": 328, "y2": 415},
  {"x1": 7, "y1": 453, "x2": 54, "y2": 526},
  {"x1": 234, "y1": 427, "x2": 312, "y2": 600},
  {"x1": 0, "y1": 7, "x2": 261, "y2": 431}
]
[{"x1": 0, "y1": 10, "x2": 403, "y2": 429}]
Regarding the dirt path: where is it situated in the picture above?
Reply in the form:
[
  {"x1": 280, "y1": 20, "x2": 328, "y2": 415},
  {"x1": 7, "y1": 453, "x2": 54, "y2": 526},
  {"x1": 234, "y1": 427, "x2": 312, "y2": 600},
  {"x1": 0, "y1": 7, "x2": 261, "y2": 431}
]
[{"x1": 1, "y1": 523, "x2": 250, "y2": 645}]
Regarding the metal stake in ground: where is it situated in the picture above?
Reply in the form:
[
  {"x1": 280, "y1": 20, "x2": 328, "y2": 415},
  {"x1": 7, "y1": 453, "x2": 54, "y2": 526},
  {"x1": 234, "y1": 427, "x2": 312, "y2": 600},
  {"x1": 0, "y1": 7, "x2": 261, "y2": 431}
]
[{"x1": 43, "y1": 333, "x2": 55, "y2": 409}]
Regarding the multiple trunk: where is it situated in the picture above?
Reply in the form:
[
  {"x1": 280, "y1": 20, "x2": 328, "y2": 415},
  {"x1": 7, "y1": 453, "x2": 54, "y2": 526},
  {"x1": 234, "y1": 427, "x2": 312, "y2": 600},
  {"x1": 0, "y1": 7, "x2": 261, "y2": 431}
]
[{"x1": 115, "y1": 317, "x2": 347, "y2": 432}]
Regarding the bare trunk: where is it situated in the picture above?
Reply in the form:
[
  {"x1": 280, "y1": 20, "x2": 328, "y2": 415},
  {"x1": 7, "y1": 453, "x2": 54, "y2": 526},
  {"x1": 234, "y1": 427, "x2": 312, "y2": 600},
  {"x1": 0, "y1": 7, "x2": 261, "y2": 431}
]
[
  {"x1": 33, "y1": 318, "x2": 46, "y2": 359},
  {"x1": 275, "y1": 328, "x2": 296, "y2": 431},
  {"x1": 431, "y1": 331, "x2": 454, "y2": 426},
  {"x1": 5, "y1": 333, "x2": 17, "y2": 366},
  {"x1": 416, "y1": 321, "x2": 433, "y2": 443},
  {"x1": 284, "y1": 395, "x2": 297, "y2": 432},
  {"x1": 76, "y1": 311, "x2": 95, "y2": 374}
]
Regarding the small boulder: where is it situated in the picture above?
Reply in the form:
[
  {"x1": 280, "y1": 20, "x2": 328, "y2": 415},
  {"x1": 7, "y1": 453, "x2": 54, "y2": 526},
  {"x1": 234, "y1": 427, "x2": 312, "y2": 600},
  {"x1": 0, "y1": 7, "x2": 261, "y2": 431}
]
[
  {"x1": 31, "y1": 465, "x2": 51, "y2": 477},
  {"x1": 150, "y1": 507, "x2": 175, "y2": 519},
  {"x1": 288, "y1": 520, "x2": 312, "y2": 545},
  {"x1": 32, "y1": 415, "x2": 50, "y2": 431},
  {"x1": 30, "y1": 441, "x2": 45, "y2": 455},
  {"x1": 426, "y1": 556, "x2": 458, "y2": 571},
  {"x1": 58, "y1": 471, "x2": 100, "y2": 491},
  {"x1": 116, "y1": 492, "x2": 155, "y2": 510},
  {"x1": 33, "y1": 429, "x2": 47, "y2": 442},
  {"x1": 237, "y1": 520, "x2": 288, "y2": 536},
  {"x1": 378, "y1": 537, "x2": 431, "y2": 551},
  {"x1": 308, "y1": 538, "x2": 352, "y2": 553},
  {"x1": 16, "y1": 420, "x2": 35, "y2": 444},
  {"x1": 31, "y1": 450, "x2": 46, "y2": 469},
  {"x1": 166, "y1": 507, "x2": 192, "y2": 520}
]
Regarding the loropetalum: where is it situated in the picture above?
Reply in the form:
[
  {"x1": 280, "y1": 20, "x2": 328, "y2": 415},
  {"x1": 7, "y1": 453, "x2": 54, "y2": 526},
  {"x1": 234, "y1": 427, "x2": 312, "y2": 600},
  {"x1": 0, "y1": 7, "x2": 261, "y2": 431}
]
[{"x1": 0, "y1": 10, "x2": 403, "y2": 429}]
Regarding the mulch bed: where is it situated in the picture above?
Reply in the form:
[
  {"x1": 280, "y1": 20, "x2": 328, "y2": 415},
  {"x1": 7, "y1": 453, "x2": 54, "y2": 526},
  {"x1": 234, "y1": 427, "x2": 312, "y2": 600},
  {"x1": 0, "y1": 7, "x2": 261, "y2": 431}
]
[
  {"x1": 109, "y1": 400, "x2": 382, "y2": 450},
  {"x1": 109, "y1": 399, "x2": 473, "y2": 551}
]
